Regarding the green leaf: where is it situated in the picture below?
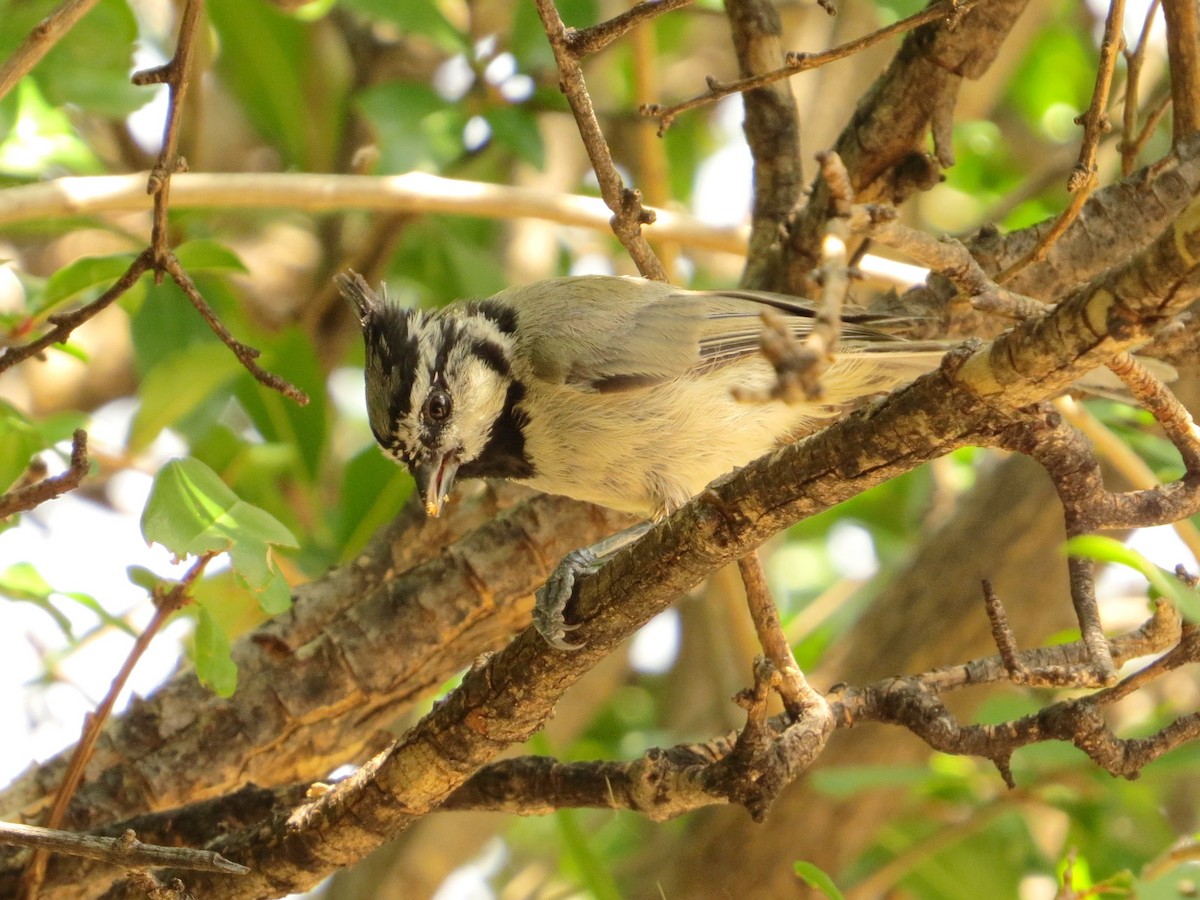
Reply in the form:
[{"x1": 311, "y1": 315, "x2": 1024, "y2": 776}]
[
  {"x1": 172, "y1": 240, "x2": 249, "y2": 274},
  {"x1": 356, "y1": 82, "x2": 468, "y2": 173},
  {"x1": 194, "y1": 604, "x2": 238, "y2": 697},
  {"x1": 486, "y1": 105, "x2": 545, "y2": 168},
  {"x1": 0, "y1": 562, "x2": 133, "y2": 639},
  {"x1": 0, "y1": 0, "x2": 146, "y2": 117},
  {"x1": 334, "y1": 444, "x2": 411, "y2": 561},
  {"x1": 255, "y1": 568, "x2": 292, "y2": 615},
  {"x1": 0, "y1": 561, "x2": 54, "y2": 597},
  {"x1": 207, "y1": 0, "x2": 348, "y2": 170},
  {"x1": 129, "y1": 277, "x2": 226, "y2": 377},
  {"x1": 340, "y1": 0, "x2": 467, "y2": 50},
  {"x1": 129, "y1": 343, "x2": 242, "y2": 451},
  {"x1": 141, "y1": 457, "x2": 298, "y2": 560},
  {"x1": 0, "y1": 402, "x2": 45, "y2": 493},
  {"x1": 793, "y1": 862, "x2": 845, "y2": 900},
  {"x1": 40, "y1": 253, "x2": 140, "y2": 314},
  {"x1": 1064, "y1": 535, "x2": 1200, "y2": 621},
  {"x1": 233, "y1": 328, "x2": 328, "y2": 482},
  {"x1": 0, "y1": 80, "x2": 101, "y2": 175}
]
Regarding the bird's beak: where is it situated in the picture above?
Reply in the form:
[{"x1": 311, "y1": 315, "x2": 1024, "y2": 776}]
[{"x1": 411, "y1": 453, "x2": 459, "y2": 518}]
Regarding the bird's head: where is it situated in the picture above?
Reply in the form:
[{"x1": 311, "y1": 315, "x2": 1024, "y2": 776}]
[{"x1": 337, "y1": 272, "x2": 519, "y2": 516}]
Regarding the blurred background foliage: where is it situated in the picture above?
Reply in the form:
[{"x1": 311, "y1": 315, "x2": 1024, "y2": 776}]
[{"x1": 0, "y1": 0, "x2": 1196, "y2": 897}]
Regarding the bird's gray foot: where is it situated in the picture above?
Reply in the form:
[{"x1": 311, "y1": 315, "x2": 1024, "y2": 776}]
[{"x1": 533, "y1": 546, "x2": 601, "y2": 650}]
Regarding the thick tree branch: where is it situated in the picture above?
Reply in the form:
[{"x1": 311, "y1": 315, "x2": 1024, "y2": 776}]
[
  {"x1": 1162, "y1": 0, "x2": 1200, "y2": 139},
  {"x1": 77, "y1": 189, "x2": 1200, "y2": 898},
  {"x1": 724, "y1": 0, "x2": 802, "y2": 290},
  {"x1": 783, "y1": 0, "x2": 1033, "y2": 294}
]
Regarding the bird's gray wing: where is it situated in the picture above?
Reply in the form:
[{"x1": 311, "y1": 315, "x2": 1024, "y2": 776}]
[
  {"x1": 691, "y1": 289, "x2": 947, "y2": 371},
  {"x1": 502, "y1": 276, "x2": 707, "y2": 392},
  {"x1": 505, "y1": 278, "x2": 946, "y2": 393}
]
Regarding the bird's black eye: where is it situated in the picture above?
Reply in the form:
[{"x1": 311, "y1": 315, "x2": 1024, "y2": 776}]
[{"x1": 425, "y1": 388, "x2": 452, "y2": 422}]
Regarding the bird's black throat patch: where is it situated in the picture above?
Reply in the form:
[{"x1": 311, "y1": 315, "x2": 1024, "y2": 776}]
[{"x1": 458, "y1": 379, "x2": 535, "y2": 480}]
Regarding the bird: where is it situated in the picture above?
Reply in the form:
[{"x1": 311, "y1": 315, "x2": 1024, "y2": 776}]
[{"x1": 337, "y1": 271, "x2": 951, "y2": 647}]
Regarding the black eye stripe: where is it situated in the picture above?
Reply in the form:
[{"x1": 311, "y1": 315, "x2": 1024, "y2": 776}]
[
  {"x1": 432, "y1": 320, "x2": 462, "y2": 378},
  {"x1": 466, "y1": 338, "x2": 510, "y2": 377},
  {"x1": 462, "y1": 298, "x2": 518, "y2": 334}
]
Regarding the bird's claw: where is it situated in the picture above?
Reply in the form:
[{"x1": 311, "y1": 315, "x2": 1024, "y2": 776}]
[{"x1": 533, "y1": 547, "x2": 599, "y2": 651}]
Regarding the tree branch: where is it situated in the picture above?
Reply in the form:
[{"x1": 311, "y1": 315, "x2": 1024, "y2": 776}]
[
  {"x1": 0, "y1": 173, "x2": 747, "y2": 256},
  {"x1": 532, "y1": 0, "x2": 667, "y2": 280},
  {"x1": 0, "y1": 430, "x2": 88, "y2": 519},
  {"x1": 724, "y1": 0, "x2": 802, "y2": 290},
  {"x1": 0, "y1": 823, "x2": 247, "y2": 877},
  {"x1": 1162, "y1": 0, "x2": 1200, "y2": 139},
  {"x1": 0, "y1": 0, "x2": 104, "y2": 102}
]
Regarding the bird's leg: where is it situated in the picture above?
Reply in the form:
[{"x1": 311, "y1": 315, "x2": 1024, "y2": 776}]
[{"x1": 533, "y1": 521, "x2": 654, "y2": 650}]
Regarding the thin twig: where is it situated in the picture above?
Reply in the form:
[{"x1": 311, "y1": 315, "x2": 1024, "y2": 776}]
[
  {"x1": 801, "y1": 151, "x2": 852, "y2": 390},
  {"x1": 160, "y1": 252, "x2": 309, "y2": 404},
  {"x1": 641, "y1": 0, "x2": 983, "y2": 133},
  {"x1": 735, "y1": 553, "x2": 817, "y2": 718},
  {"x1": 996, "y1": 0, "x2": 1126, "y2": 283},
  {"x1": 131, "y1": 0, "x2": 204, "y2": 263},
  {"x1": 0, "y1": 822, "x2": 248, "y2": 876},
  {"x1": 629, "y1": 5, "x2": 679, "y2": 279},
  {"x1": 1122, "y1": 0, "x2": 1163, "y2": 175},
  {"x1": 0, "y1": 0, "x2": 104, "y2": 102},
  {"x1": 0, "y1": 251, "x2": 154, "y2": 375},
  {"x1": 1129, "y1": 88, "x2": 1174, "y2": 160},
  {"x1": 18, "y1": 553, "x2": 217, "y2": 900},
  {"x1": 0, "y1": 429, "x2": 89, "y2": 519},
  {"x1": 532, "y1": 0, "x2": 666, "y2": 280},
  {"x1": 564, "y1": 0, "x2": 693, "y2": 57},
  {"x1": 1055, "y1": 393, "x2": 1200, "y2": 563}
]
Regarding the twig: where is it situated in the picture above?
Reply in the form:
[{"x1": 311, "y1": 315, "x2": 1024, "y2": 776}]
[
  {"x1": 1142, "y1": 837, "x2": 1200, "y2": 881},
  {"x1": 0, "y1": 822, "x2": 248, "y2": 876},
  {"x1": 629, "y1": 5, "x2": 679, "y2": 279},
  {"x1": 0, "y1": 0, "x2": 104, "y2": 102},
  {"x1": 730, "y1": 152, "x2": 851, "y2": 402},
  {"x1": 160, "y1": 251, "x2": 309, "y2": 405},
  {"x1": 800, "y1": 151, "x2": 852, "y2": 390},
  {"x1": 996, "y1": 0, "x2": 1126, "y2": 283},
  {"x1": 981, "y1": 579, "x2": 1024, "y2": 678},
  {"x1": 18, "y1": 553, "x2": 217, "y2": 900},
  {"x1": 735, "y1": 553, "x2": 817, "y2": 718},
  {"x1": 1105, "y1": 351, "x2": 1200, "y2": 472},
  {"x1": 0, "y1": 252, "x2": 153, "y2": 375},
  {"x1": 131, "y1": 0, "x2": 203, "y2": 264},
  {"x1": 1055, "y1": 393, "x2": 1200, "y2": 562},
  {"x1": 564, "y1": 0, "x2": 693, "y2": 57},
  {"x1": 641, "y1": 0, "x2": 983, "y2": 132},
  {"x1": 532, "y1": 0, "x2": 667, "y2": 280},
  {"x1": 0, "y1": 429, "x2": 88, "y2": 519},
  {"x1": 1127, "y1": 88, "x2": 1174, "y2": 162},
  {"x1": 1122, "y1": 0, "x2": 1163, "y2": 175}
]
